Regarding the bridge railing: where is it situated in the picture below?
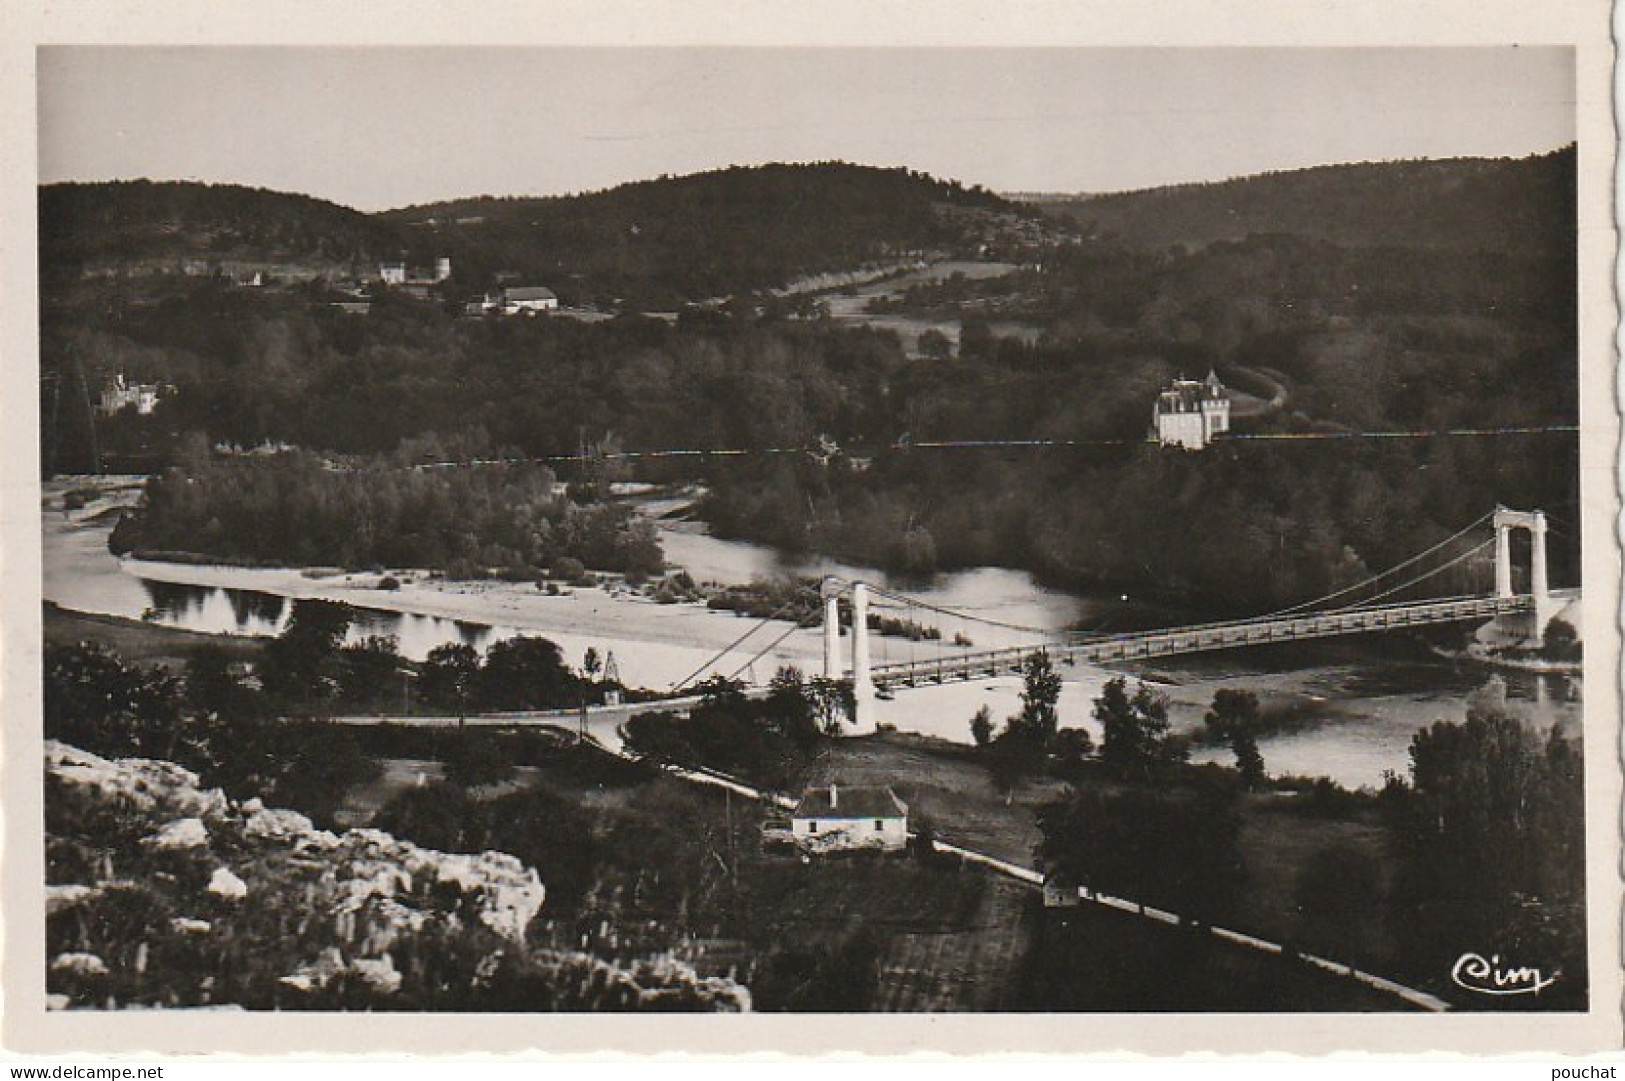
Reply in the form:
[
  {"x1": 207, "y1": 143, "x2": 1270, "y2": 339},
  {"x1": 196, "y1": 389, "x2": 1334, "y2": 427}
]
[
  {"x1": 1064, "y1": 592, "x2": 1524, "y2": 645},
  {"x1": 872, "y1": 645, "x2": 1037, "y2": 686},
  {"x1": 1068, "y1": 596, "x2": 1527, "y2": 661},
  {"x1": 870, "y1": 593, "x2": 1533, "y2": 684}
]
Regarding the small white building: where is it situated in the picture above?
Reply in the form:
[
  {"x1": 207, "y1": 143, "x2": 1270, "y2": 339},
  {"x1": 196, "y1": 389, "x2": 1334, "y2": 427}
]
[
  {"x1": 99, "y1": 374, "x2": 161, "y2": 416},
  {"x1": 1153, "y1": 369, "x2": 1230, "y2": 450},
  {"x1": 379, "y1": 257, "x2": 451, "y2": 286},
  {"x1": 790, "y1": 783, "x2": 908, "y2": 853},
  {"x1": 501, "y1": 286, "x2": 559, "y2": 314}
]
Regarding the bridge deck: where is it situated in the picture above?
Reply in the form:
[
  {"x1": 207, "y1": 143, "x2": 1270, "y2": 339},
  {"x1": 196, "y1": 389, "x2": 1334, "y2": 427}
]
[{"x1": 871, "y1": 594, "x2": 1536, "y2": 688}]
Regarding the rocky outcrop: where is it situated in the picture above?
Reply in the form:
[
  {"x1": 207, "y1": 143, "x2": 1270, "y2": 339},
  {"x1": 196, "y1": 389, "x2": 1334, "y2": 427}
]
[{"x1": 44, "y1": 740, "x2": 747, "y2": 1011}]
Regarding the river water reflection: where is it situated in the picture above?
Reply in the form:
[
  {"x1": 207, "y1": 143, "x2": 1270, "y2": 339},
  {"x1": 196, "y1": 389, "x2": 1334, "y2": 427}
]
[{"x1": 133, "y1": 577, "x2": 506, "y2": 656}]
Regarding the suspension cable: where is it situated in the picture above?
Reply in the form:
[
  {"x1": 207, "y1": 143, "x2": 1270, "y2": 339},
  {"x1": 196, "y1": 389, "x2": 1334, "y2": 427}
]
[
  {"x1": 862, "y1": 581, "x2": 1065, "y2": 638},
  {"x1": 722, "y1": 616, "x2": 813, "y2": 684},
  {"x1": 1255, "y1": 511, "x2": 1494, "y2": 619},
  {"x1": 669, "y1": 591, "x2": 815, "y2": 693},
  {"x1": 1333, "y1": 538, "x2": 1496, "y2": 611}
]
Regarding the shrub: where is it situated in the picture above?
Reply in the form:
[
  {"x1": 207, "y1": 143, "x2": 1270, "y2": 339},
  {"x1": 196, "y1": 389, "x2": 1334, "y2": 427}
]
[{"x1": 550, "y1": 556, "x2": 586, "y2": 582}]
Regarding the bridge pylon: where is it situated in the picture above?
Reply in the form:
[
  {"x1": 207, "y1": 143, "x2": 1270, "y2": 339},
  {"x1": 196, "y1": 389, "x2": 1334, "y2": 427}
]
[
  {"x1": 821, "y1": 577, "x2": 878, "y2": 736},
  {"x1": 849, "y1": 582, "x2": 878, "y2": 735},
  {"x1": 822, "y1": 583, "x2": 843, "y2": 680},
  {"x1": 1492, "y1": 506, "x2": 1556, "y2": 642}
]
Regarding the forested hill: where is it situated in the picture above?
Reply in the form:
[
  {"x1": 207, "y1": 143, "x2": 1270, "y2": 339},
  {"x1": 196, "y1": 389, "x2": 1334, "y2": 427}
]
[
  {"x1": 381, "y1": 163, "x2": 1034, "y2": 307},
  {"x1": 1044, "y1": 146, "x2": 1575, "y2": 253},
  {"x1": 39, "y1": 180, "x2": 411, "y2": 281},
  {"x1": 41, "y1": 165, "x2": 1042, "y2": 306}
]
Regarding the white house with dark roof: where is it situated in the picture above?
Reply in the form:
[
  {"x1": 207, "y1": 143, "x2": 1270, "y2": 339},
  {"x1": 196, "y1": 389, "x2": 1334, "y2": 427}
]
[
  {"x1": 500, "y1": 286, "x2": 559, "y2": 314},
  {"x1": 790, "y1": 782, "x2": 908, "y2": 852}
]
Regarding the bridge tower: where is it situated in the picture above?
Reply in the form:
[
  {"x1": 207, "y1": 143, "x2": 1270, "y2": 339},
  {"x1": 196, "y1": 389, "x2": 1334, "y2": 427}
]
[
  {"x1": 1492, "y1": 506, "x2": 1556, "y2": 642},
  {"x1": 849, "y1": 583, "x2": 878, "y2": 735},
  {"x1": 821, "y1": 578, "x2": 878, "y2": 735},
  {"x1": 822, "y1": 579, "x2": 844, "y2": 680}
]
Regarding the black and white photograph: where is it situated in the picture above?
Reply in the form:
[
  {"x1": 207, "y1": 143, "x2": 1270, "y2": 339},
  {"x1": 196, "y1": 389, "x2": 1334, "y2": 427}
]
[{"x1": 3, "y1": 2, "x2": 1620, "y2": 1059}]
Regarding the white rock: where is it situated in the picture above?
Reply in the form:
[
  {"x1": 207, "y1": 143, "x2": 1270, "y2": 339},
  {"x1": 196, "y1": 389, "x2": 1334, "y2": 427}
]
[
  {"x1": 430, "y1": 851, "x2": 546, "y2": 942},
  {"x1": 45, "y1": 742, "x2": 226, "y2": 819},
  {"x1": 146, "y1": 817, "x2": 209, "y2": 850},
  {"x1": 244, "y1": 805, "x2": 314, "y2": 842},
  {"x1": 50, "y1": 952, "x2": 108, "y2": 977},
  {"x1": 280, "y1": 947, "x2": 347, "y2": 992},
  {"x1": 46, "y1": 884, "x2": 99, "y2": 915},
  {"x1": 170, "y1": 917, "x2": 212, "y2": 934},
  {"x1": 301, "y1": 830, "x2": 341, "y2": 851},
  {"x1": 351, "y1": 955, "x2": 403, "y2": 995},
  {"x1": 46, "y1": 993, "x2": 72, "y2": 1011},
  {"x1": 331, "y1": 859, "x2": 413, "y2": 914},
  {"x1": 207, "y1": 867, "x2": 248, "y2": 901}
]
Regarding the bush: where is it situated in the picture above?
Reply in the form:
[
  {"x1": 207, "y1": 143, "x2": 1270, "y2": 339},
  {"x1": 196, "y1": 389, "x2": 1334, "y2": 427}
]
[
  {"x1": 550, "y1": 556, "x2": 586, "y2": 582},
  {"x1": 443, "y1": 733, "x2": 515, "y2": 789},
  {"x1": 1542, "y1": 618, "x2": 1581, "y2": 662},
  {"x1": 1274, "y1": 776, "x2": 1371, "y2": 819}
]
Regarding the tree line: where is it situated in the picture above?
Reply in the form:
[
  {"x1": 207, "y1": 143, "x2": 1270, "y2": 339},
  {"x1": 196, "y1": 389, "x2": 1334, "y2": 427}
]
[
  {"x1": 1030, "y1": 675, "x2": 1587, "y2": 1008},
  {"x1": 108, "y1": 441, "x2": 663, "y2": 579},
  {"x1": 622, "y1": 669, "x2": 851, "y2": 790},
  {"x1": 43, "y1": 599, "x2": 612, "y2": 826}
]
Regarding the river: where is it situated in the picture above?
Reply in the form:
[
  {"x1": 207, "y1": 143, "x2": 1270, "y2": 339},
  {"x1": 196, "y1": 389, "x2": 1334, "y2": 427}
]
[{"x1": 41, "y1": 476, "x2": 1582, "y2": 789}]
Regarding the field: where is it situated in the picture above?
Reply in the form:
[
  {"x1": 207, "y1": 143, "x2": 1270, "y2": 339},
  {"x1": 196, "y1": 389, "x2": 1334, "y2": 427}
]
[
  {"x1": 875, "y1": 875, "x2": 1036, "y2": 1011},
  {"x1": 1235, "y1": 805, "x2": 1398, "y2": 967},
  {"x1": 737, "y1": 851, "x2": 1035, "y2": 1011},
  {"x1": 805, "y1": 730, "x2": 1071, "y2": 867},
  {"x1": 1021, "y1": 902, "x2": 1404, "y2": 1012},
  {"x1": 807, "y1": 731, "x2": 1404, "y2": 990}
]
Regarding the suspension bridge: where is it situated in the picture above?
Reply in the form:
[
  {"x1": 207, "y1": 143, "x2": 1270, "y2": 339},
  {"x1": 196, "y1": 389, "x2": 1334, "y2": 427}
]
[{"x1": 673, "y1": 505, "x2": 1577, "y2": 734}]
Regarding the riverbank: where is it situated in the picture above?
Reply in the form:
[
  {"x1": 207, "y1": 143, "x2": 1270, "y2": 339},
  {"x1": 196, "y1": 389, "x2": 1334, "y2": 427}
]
[
  {"x1": 1445, "y1": 644, "x2": 1584, "y2": 676},
  {"x1": 44, "y1": 602, "x2": 266, "y2": 669}
]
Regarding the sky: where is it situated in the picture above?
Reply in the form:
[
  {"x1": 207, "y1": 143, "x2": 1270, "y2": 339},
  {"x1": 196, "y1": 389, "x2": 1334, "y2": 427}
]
[{"x1": 37, "y1": 47, "x2": 1575, "y2": 211}]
